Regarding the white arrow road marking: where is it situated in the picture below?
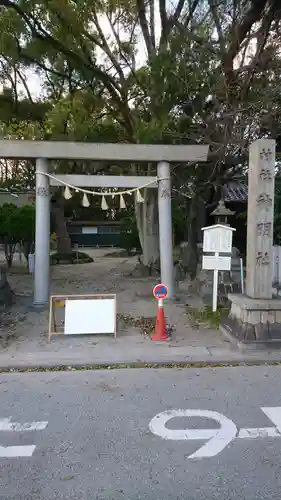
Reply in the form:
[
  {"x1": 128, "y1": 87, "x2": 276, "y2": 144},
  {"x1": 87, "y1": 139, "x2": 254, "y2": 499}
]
[
  {"x1": 261, "y1": 407, "x2": 281, "y2": 432},
  {"x1": 0, "y1": 417, "x2": 48, "y2": 432},
  {"x1": 0, "y1": 417, "x2": 48, "y2": 458},
  {"x1": 0, "y1": 445, "x2": 36, "y2": 458},
  {"x1": 149, "y1": 409, "x2": 238, "y2": 458}
]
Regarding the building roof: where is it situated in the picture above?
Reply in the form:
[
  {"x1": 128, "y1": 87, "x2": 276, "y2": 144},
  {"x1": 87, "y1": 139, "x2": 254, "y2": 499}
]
[{"x1": 222, "y1": 182, "x2": 248, "y2": 202}]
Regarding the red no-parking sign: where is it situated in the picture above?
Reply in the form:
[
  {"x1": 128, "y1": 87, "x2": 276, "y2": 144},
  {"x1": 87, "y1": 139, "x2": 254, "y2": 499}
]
[{"x1": 153, "y1": 284, "x2": 168, "y2": 300}]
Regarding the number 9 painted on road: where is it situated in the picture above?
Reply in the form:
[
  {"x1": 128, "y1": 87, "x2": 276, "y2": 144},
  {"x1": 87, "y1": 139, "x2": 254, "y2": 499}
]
[
  {"x1": 149, "y1": 409, "x2": 237, "y2": 459},
  {"x1": 148, "y1": 407, "x2": 281, "y2": 459}
]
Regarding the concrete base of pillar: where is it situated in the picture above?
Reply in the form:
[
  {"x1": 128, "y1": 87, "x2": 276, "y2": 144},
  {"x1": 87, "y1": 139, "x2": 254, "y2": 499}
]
[
  {"x1": 220, "y1": 293, "x2": 281, "y2": 349},
  {"x1": 31, "y1": 302, "x2": 48, "y2": 310}
]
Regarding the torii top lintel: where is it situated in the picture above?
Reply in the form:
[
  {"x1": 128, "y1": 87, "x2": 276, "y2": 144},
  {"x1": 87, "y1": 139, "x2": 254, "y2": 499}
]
[{"x1": 0, "y1": 140, "x2": 209, "y2": 163}]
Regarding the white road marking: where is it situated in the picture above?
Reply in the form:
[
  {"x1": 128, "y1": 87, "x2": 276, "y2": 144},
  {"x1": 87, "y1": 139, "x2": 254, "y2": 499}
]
[
  {"x1": 149, "y1": 409, "x2": 237, "y2": 458},
  {"x1": 0, "y1": 417, "x2": 48, "y2": 432},
  {"x1": 261, "y1": 407, "x2": 281, "y2": 432},
  {"x1": 149, "y1": 406, "x2": 281, "y2": 459},
  {"x1": 0, "y1": 445, "x2": 36, "y2": 458},
  {"x1": 238, "y1": 427, "x2": 281, "y2": 439},
  {"x1": 0, "y1": 417, "x2": 48, "y2": 458}
]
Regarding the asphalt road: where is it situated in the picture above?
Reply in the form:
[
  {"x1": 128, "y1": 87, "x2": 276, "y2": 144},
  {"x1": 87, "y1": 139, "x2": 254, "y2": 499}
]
[{"x1": 1, "y1": 366, "x2": 281, "y2": 500}]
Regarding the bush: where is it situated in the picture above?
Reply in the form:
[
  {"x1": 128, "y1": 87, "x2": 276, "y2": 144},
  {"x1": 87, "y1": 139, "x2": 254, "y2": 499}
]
[
  {"x1": 50, "y1": 251, "x2": 93, "y2": 265},
  {"x1": 0, "y1": 203, "x2": 35, "y2": 268}
]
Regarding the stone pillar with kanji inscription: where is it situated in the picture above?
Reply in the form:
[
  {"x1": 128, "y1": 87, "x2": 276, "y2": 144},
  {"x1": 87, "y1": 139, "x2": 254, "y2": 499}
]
[
  {"x1": 246, "y1": 139, "x2": 275, "y2": 299},
  {"x1": 220, "y1": 139, "x2": 281, "y2": 345}
]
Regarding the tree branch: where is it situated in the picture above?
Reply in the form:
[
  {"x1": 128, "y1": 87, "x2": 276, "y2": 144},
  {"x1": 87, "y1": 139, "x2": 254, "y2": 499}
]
[
  {"x1": 241, "y1": 0, "x2": 278, "y2": 97},
  {"x1": 159, "y1": 0, "x2": 169, "y2": 46},
  {"x1": 149, "y1": 0, "x2": 156, "y2": 50},
  {"x1": 15, "y1": 67, "x2": 34, "y2": 103},
  {"x1": 1, "y1": 0, "x2": 124, "y2": 101},
  {"x1": 90, "y1": 10, "x2": 126, "y2": 84},
  {"x1": 228, "y1": 0, "x2": 267, "y2": 61},
  {"x1": 183, "y1": 0, "x2": 200, "y2": 27},
  {"x1": 208, "y1": 0, "x2": 226, "y2": 56},
  {"x1": 136, "y1": 0, "x2": 154, "y2": 58},
  {"x1": 105, "y1": 13, "x2": 142, "y2": 88}
]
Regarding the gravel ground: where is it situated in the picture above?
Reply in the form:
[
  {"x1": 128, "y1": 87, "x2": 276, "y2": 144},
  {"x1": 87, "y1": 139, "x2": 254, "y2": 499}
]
[{"x1": 0, "y1": 248, "x2": 224, "y2": 355}]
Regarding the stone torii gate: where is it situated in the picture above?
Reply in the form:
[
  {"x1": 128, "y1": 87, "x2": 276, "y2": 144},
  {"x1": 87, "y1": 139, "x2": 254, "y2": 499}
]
[{"x1": 0, "y1": 140, "x2": 209, "y2": 306}]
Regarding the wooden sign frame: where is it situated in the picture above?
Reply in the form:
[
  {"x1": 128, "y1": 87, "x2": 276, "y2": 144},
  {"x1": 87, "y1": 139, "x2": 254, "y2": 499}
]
[{"x1": 48, "y1": 293, "x2": 117, "y2": 343}]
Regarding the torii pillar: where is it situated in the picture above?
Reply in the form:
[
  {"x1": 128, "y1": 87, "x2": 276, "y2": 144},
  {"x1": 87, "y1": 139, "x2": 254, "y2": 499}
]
[
  {"x1": 158, "y1": 161, "x2": 174, "y2": 297},
  {"x1": 34, "y1": 158, "x2": 50, "y2": 306}
]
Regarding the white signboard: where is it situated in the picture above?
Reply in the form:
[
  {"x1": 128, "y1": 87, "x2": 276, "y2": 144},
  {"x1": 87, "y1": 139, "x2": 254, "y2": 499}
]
[
  {"x1": 149, "y1": 407, "x2": 281, "y2": 459},
  {"x1": 201, "y1": 224, "x2": 235, "y2": 312},
  {"x1": 202, "y1": 224, "x2": 235, "y2": 253},
  {"x1": 64, "y1": 297, "x2": 116, "y2": 335},
  {"x1": 202, "y1": 255, "x2": 231, "y2": 271}
]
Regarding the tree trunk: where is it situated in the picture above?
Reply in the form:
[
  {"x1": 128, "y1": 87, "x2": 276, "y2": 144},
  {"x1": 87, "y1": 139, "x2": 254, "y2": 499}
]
[
  {"x1": 0, "y1": 267, "x2": 15, "y2": 311},
  {"x1": 4, "y1": 242, "x2": 15, "y2": 269},
  {"x1": 183, "y1": 195, "x2": 200, "y2": 279},
  {"x1": 135, "y1": 188, "x2": 160, "y2": 274},
  {"x1": 22, "y1": 241, "x2": 34, "y2": 264},
  {"x1": 51, "y1": 200, "x2": 72, "y2": 254},
  {"x1": 196, "y1": 197, "x2": 206, "y2": 243}
]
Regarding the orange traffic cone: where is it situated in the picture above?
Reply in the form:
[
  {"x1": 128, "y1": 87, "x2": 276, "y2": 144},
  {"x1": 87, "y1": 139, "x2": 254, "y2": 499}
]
[{"x1": 152, "y1": 305, "x2": 169, "y2": 341}]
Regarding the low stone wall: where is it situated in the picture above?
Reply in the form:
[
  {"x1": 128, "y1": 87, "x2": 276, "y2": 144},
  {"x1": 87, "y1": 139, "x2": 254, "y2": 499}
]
[{"x1": 225, "y1": 293, "x2": 281, "y2": 341}]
